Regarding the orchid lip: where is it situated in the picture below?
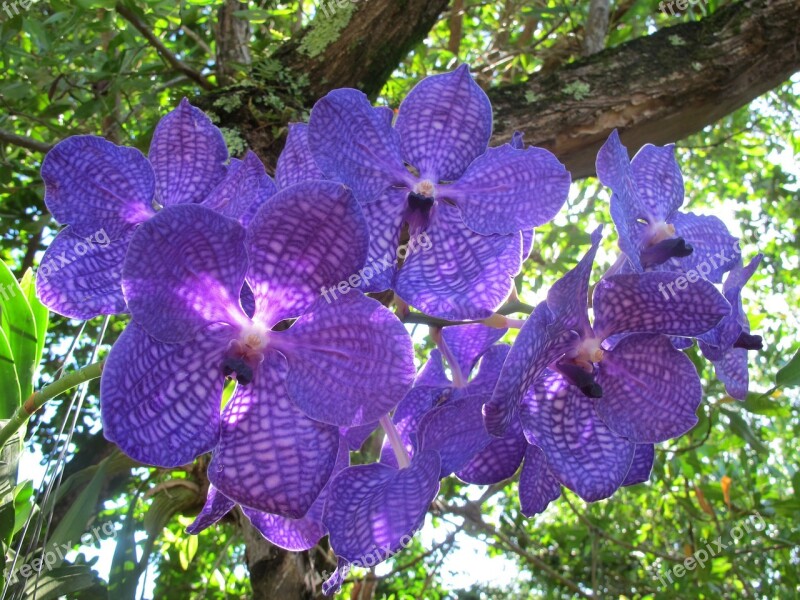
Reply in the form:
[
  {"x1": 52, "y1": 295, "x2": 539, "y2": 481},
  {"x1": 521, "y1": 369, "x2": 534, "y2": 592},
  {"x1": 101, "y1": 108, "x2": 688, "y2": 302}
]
[
  {"x1": 221, "y1": 323, "x2": 270, "y2": 385},
  {"x1": 555, "y1": 360, "x2": 603, "y2": 398},
  {"x1": 733, "y1": 332, "x2": 762, "y2": 351},
  {"x1": 640, "y1": 237, "x2": 693, "y2": 268}
]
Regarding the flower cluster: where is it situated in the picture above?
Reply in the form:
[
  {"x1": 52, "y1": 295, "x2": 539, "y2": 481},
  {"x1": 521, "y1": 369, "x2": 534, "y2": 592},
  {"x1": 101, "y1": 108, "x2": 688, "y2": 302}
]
[{"x1": 37, "y1": 66, "x2": 762, "y2": 595}]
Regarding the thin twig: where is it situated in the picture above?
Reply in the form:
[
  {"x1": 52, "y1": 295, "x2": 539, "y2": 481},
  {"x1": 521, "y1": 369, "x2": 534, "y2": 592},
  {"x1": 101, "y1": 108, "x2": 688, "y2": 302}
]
[
  {"x1": 561, "y1": 493, "x2": 683, "y2": 563},
  {"x1": 115, "y1": 3, "x2": 214, "y2": 90}
]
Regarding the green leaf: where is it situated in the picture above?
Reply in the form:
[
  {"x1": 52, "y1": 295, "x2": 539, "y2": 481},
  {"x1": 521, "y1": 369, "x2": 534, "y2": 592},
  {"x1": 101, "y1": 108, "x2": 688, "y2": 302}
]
[
  {"x1": 22, "y1": 565, "x2": 106, "y2": 600},
  {"x1": 722, "y1": 408, "x2": 768, "y2": 456},
  {"x1": 775, "y1": 348, "x2": 800, "y2": 389},
  {"x1": 0, "y1": 327, "x2": 21, "y2": 418},
  {"x1": 0, "y1": 260, "x2": 38, "y2": 404},
  {"x1": 18, "y1": 269, "x2": 49, "y2": 372},
  {"x1": 108, "y1": 496, "x2": 141, "y2": 600},
  {"x1": 44, "y1": 456, "x2": 111, "y2": 570},
  {"x1": 178, "y1": 534, "x2": 198, "y2": 570}
]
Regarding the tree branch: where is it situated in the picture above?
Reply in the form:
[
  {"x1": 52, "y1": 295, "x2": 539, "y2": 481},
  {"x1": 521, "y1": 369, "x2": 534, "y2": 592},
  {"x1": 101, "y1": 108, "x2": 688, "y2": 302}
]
[
  {"x1": 115, "y1": 3, "x2": 214, "y2": 91},
  {"x1": 274, "y1": 0, "x2": 451, "y2": 99},
  {"x1": 490, "y1": 0, "x2": 800, "y2": 178},
  {"x1": 0, "y1": 129, "x2": 52, "y2": 153}
]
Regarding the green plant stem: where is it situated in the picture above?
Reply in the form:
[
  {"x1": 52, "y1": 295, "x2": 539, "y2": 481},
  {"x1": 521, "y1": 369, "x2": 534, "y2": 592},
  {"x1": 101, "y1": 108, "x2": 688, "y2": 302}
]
[{"x1": 0, "y1": 360, "x2": 105, "y2": 449}]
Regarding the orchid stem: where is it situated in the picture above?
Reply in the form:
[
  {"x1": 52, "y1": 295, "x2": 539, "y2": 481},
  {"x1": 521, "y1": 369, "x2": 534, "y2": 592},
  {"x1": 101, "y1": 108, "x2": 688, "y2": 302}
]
[
  {"x1": 380, "y1": 414, "x2": 410, "y2": 469},
  {"x1": 430, "y1": 327, "x2": 467, "y2": 388},
  {"x1": 0, "y1": 360, "x2": 105, "y2": 449}
]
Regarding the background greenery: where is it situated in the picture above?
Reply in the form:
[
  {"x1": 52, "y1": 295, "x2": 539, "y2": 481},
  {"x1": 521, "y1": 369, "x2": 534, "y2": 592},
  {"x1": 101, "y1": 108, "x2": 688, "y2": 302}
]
[{"x1": 0, "y1": 0, "x2": 798, "y2": 598}]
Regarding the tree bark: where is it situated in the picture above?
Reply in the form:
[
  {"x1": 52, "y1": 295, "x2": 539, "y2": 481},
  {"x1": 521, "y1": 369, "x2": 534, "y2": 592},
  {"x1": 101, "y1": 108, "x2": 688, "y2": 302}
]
[{"x1": 490, "y1": 0, "x2": 800, "y2": 177}]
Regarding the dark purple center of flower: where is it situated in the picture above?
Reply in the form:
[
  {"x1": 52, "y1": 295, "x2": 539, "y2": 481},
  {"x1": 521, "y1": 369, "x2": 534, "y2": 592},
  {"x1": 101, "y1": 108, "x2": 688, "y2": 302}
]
[
  {"x1": 221, "y1": 334, "x2": 267, "y2": 385},
  {"x1": 733, "y1": 332, "x2": 763, "y2": 351},
  {"x1": 222, "y1": 356, "x2": 254, "y2": 385},
  {"x1": 405, "y1": 191, "x2": 435, "y2": 233},
  {"x1": 640, "y1": 237, "x2": 693, "y2": 268},
  {"x1": 555, "y1": 360, "x2": 603, "y2": 398}
]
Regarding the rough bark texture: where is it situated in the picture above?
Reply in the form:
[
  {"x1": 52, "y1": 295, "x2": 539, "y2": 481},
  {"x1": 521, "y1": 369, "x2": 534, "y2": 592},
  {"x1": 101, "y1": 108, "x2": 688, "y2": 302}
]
[
  {"x1": 274, "y1": 0, "x2": 451, "y2": 99},
  {"x1": 490, "y1": 0, "x2": 800, "y2": 177},
  {"x1": 215, "y1": 0, "x2": 252, "y2": 86}
]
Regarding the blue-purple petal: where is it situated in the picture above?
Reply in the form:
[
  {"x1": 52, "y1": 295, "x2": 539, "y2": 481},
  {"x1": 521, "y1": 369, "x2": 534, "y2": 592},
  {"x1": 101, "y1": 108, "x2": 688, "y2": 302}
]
[
  {"x1": 100, "y1": 322, "x2": 229, "y2": 467},
  {"x1": 148, "y1": 98, "x2": 228, "y2": 207},
  {"x1": 395, "y1": 65, "x2": 491, "y2": 181},
  {"x1": 595, "y1": 334, "x2": 701, "y2": 443},
  {"x1": 518, "y1": 444, "x2": 561, "y2": 517}
]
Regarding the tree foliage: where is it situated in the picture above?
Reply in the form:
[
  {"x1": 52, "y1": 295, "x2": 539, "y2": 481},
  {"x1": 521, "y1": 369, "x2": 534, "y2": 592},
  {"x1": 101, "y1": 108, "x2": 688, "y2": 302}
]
[{"x1": 0, "y1": 0, "x2": 798, "y2": 598}]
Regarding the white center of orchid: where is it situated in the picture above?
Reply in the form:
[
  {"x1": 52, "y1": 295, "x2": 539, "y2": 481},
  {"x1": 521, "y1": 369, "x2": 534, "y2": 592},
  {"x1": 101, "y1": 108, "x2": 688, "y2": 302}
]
[
  {"x1": 573, "y1": 337, "x2": 605, "y2": 370},
  {"x1": 414, "y1": 179, "x2": 436, "y2": 198},
  {"x1": 239, "y1": 322, "x2": 269, "y2": 353},
  {"x1": 648, "y1": 220, "x2": 676, "y2": 245}
]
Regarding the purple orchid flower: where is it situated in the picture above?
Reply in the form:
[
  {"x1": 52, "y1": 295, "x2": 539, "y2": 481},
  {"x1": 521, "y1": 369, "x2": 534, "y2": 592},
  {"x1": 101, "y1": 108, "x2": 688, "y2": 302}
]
[
  {"x1": 37, "y1": 98, "x2": 276, "y2": 319},
  {"x1": 320, "y1": 449, "x2": 441, "y2": 595},
  {"x1": 320, "y1": 324, "x2": 511, "y2": 594},
  {"x1": 484, "y1": 228, "x2": 730, "y2": 500},
  {"x1": 518, "y1": 441, "x2": 654, "y2": 516},
  {"x1": 596, "y1": 130, "x2": 738, "y2": 282},
  {"x1": 378, "y1": 324, "x2": 507, "y2": 472},
  {"x1": 186, "y1": 440, "x2": 350, "y2": 552},
  {"x1": 308, "y1": 65, "x2": 570, "y2": 320},
  {"x1": 698, "y1": 254, "x2": 764, "y2": 399},
  {"x1": 100, "y1": 181, "x2": 415, "y2": 519}
]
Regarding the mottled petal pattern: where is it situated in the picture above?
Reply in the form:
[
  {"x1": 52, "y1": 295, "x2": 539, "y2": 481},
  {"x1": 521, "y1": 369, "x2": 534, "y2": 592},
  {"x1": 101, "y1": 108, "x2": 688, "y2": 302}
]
[
  {"x1": 486, "y1": 302, "x2": 578, "y2": 436},
  {"x1": 357, "y1": 188, "x2": 407, "y2": 293},
  {"x1": 521, "y1": 371, "x2": 635, "y2": 502},
  {"x1": 457, "y1": 413, "x2": 526, "y2": 485},
  {"x1": 418, "y1": 393, "x2": 492, "y2": 477},
  {"x1": 395, "y1": 203, "x2": 521, "y2": 320},
  {"x1": 186, "y1": 485, "x2": 235, "y2": 534},
  {"x1": 465, "y1": 343, "x2": 510, "y2": 395},
  {"x1": 37, "y1": 227, "x2": 130, "y2": 319},
  {"x1": 415, "y1": 349, "x2": 451, "y2": 388},
  {"x1": 395, "y1": 65, "x2": 491, "y2": 181},
  {"x1": 100, "y1": 322, "x2": 228, "y2": 467},
  {"x1": 243, "y1": 441, "x2": 350, "y2": 551},
  {"x1": 595, "y1": 334, "x2": 701, "y2": 443},
  {"x1": 41, "y1": 135, "x2": 155, "y2": 238},
  {"x1": 443, "y1": 145, "x2": 570, "y2": 235},
  {"x1": 518, "y1": 445, "x2": 561, "y2": 517},
  {"x1": 246, "y1": 181, "x2": 369, "y2": 326},
  {"x1": 592, "y1": 272, "x2": 730, "y2": 339},
  {"x1": 275, "y1": 123, "x2": 325, "y2": 189},
  {"x1": 323, "y1": 450, "x2": 440, "y2": 564},
  {"x1": 202, "y1": 151, "x2": 277, "y2": 226},
  {"x1": 209, "y1": 351, "x2": 340, "y2": 518},
  {"x1": 546, "y1": 226, "x2": 602, "y2": 334},
  {"x1": 341, "y1": 423, "x2": 379, "y2": 451},
  {"x1": 308, "y1": 89, "x2": 408, "y2": 204},
  {"x1": 148, "y1": 98, "x2": 228, "y2": 206},
  {"x1": 123, "y1": 204, "x2": 248, "y2": 344},
  {"x1": 442, "y1": 323, "x2": 507, "y2": 379},
  {"x1": 630, "y1": 144, "x2": 684, "y2": 222},
  {"x1": 668, "y1": 211, "x2": 739, "y2": 283},
  {"x1": 597, "y1": 130, "x2": 645, "y2": 270},
  {"x1": 621, "y1": 444, "x2": 655, "y2": 487},
  {"x1": 275, "y1": 293, "x2": 415, "y2": 426},
  {"x1": 712, "y1": 347, "x2": 750, "y2": 400}
]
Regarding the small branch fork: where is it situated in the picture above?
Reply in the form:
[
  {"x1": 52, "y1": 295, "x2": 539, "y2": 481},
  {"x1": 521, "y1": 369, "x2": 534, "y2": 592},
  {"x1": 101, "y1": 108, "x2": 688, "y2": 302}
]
[{"x1": 114, "y1": 3, "x2": 214, "y2": 91}]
